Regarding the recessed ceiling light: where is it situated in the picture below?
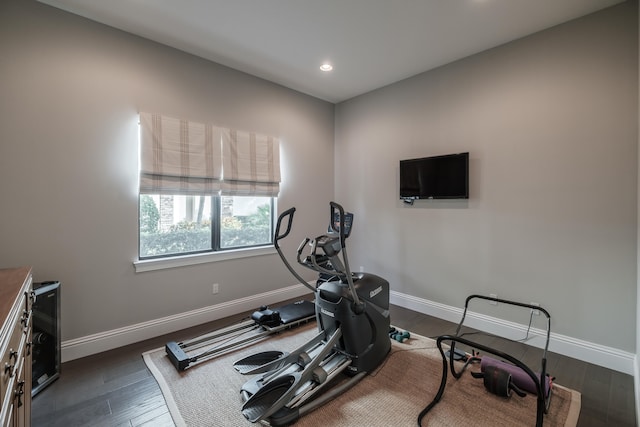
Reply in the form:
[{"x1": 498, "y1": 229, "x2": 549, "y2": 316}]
[{"x1": 320, "y1": 63, "x2": 333, "y2": 72}]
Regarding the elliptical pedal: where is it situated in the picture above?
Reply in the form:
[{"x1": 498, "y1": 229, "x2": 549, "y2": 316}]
[
  {"x1": 240, "y1": 327, "x2": 344, "y2": 423},
  {"x1": 234, "y1": 331, "x2": 325, "y2": 376},
  {"x1": 233, "y1": 350, "x2": 289, "y2": 375}
]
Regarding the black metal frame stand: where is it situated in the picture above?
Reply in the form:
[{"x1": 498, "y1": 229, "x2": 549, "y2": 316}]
[{"x1": 418, "y1": 294, "x2": 552, "y2": 427}]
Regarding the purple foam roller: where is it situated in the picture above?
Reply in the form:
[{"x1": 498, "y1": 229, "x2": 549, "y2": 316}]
[{"x1": 480, "y1": 356, "x2": 550, "y2": 397}]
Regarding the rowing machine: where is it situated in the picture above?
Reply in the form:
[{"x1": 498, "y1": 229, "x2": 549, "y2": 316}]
[{"x1": 165, "y1": 299, "x2": 315, "y2": 371}]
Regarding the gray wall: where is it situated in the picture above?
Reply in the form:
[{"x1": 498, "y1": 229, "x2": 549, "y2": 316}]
[
  {"x1": 637, "y1": 0, "x2": 640, "y2": 414},
  {"x1": 0, "y1": 0, "x2": 334, "y2": 341},
  {"x1": 335, "y1": 2, "x2": 638, "y2": 352},
  {"x1": 0, "y1": 0, "x2": 637, "y2": 358}
]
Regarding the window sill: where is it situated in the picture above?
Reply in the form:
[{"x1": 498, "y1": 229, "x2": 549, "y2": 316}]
[{"x1": 133, "y1": 246, "x2": 277, "y2": 273}]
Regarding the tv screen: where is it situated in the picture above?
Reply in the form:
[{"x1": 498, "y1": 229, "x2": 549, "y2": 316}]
[{"x1": 399, "y1": 152, "x2": 469, "y2": 200}]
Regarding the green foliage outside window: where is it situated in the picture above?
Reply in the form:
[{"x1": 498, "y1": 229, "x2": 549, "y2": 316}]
[
  {"x1": 140, "y1": 225, "x2": 212, "y2": 257},
  {"x1": 139, "y1": 195, "x2": 160, "y2": 233},
  {"x1": 220, "y1": 204, "x2": 272, "y2": 249},
  {"x1": 140, "y1": 203, "x2": 271, "y2": 257}
]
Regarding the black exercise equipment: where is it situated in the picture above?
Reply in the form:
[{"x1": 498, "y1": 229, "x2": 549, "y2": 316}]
[
  {"x1": 164, "y1": 202, "x2": 358, "y2": 372},
  {"x1": 234, "y1": 202, "x2": 391, "y2": 425},
  {"x1": 418, "y1": 295, "x2": 553, "y2": 427},
  {"x1": 165, "y1": 299, "x2": 316, "y2": 371}
]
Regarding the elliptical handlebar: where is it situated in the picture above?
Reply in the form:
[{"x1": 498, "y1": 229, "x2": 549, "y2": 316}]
[
  {"x1": 274, "y1": 202, "x2": 364, "y2": 312},
  {"x1": 275, "y1": 207, "x2": 296, "y2": 250},
  {"x1": 296, "y1": 238, "x2": 311, "y2": 260},
  {"x1": 298, "y1": 238, "x2": 340, "y2": 278},
  {"x1": 274, "y1": 208, "x2": 316, "y2": 294},
  {"x1": 329, "y1": 202, "x2": 363, "y2": 312},
  {"x1": 330, "y1": 202, "x2": 346, "y2": 248}
]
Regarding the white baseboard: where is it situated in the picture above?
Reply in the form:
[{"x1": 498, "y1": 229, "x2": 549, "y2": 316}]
[
  {"x1": 390, "y1": 291, "x2": 636, "y2": 375},
  {"x1": 635, "y1": 355, "x2": 640, "y2": 425},
  {"x1": 62, "y1": 286, "x2": 635, "y2": 377},
  {"x1": 61, "y1": 284, "x2": 313, "y2": 362}
]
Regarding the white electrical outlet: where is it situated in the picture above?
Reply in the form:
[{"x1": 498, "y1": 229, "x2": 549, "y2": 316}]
[
  {"x1": 212, "y1": 283, "x2": 219, "y2": 294},
  {"x1": 359, "y1": 266, "x2": 364, "y2": 272},
  {"x1": 531, "y1": 302, "x2": 540, "y2": 316},
  {"x1": 489, "y1": 293, "x2": 498, "y2": 305}
]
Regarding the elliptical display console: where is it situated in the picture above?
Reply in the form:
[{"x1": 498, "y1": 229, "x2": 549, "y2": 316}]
[{"x1": 233, "y1": 202, "x2": 391, "y2": 425}]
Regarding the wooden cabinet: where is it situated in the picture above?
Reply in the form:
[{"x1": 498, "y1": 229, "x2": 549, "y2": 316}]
[{"x1": 0, "y1": 268, "x2": 33, "y2": 427}]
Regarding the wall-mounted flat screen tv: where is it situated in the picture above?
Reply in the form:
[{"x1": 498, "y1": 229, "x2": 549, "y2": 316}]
[{"x1": 399, "y1": 152, "x2": 469, "y2": 200}]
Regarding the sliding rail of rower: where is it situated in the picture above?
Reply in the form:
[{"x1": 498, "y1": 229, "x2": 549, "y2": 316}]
[{"x1": 165, "y1": 299, "x2": 316, "y2": 371}]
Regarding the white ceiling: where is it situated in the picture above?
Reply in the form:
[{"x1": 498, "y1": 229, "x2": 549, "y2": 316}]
[{"x1": 39, "y1": 0, "x2": 625, "y2": 103}]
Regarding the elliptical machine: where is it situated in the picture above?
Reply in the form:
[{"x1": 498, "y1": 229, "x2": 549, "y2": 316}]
[{"x1": 233, "y1": 202, "x2": 391, "y2": 425}]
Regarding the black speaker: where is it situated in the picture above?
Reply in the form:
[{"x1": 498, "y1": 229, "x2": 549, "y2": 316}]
[{"x1": 32, "y1": 281, "x2": 61, "y2": 397}]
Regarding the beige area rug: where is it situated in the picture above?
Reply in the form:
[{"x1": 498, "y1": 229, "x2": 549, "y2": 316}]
[{"x1": 143, "y1": 324, "x2": 581, "y2": 426}]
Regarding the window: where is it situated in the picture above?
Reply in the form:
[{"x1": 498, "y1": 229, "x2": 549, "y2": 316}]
[
  {"x1": 139, "y1": 194, "x2": 274, "y2": 259},
  {"x1": 137, "y1": 112, "x2": 281, "y2": 261},
  {"x1": 219, "y1": 195, "x2": 274, "y2": 249}
]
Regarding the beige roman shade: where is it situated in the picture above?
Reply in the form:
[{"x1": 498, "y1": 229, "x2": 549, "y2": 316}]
[
  {"x1": 221, "y1": 129, "x2": 281, "y2": 197},
  {"x1": 139, "y1": 112, "x2": 223, "y2": 195},
  {"x1": 139, "y1": 113, "x2": 281, "y2": 197}
]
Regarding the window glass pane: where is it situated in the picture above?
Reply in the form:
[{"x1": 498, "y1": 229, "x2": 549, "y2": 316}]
[
  {"x1": 139, "y1": 194, "x2": 212, "y2": 258},
  {"x1": 220, "y1": 196, "x2": 273, "y2": 249}
]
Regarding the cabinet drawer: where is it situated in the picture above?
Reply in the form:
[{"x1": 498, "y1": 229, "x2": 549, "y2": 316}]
[
  {"x1": 11, "y1": 356, "x2": 27, "y2": 427},
  {"x1": 1, "y1": 313, "x2": 26, "y2": 388},
  {"x1": 0, "y1": 322, "x2": 21, "y2": 419},
  {"x1": 0, "y1": 267, "x2": 32, "y2": 427},
  {"x1": 0, "y1": 302, "x2": 28, "y2": 425}
]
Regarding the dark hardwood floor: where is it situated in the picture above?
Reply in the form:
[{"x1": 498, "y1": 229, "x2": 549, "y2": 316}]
[{"x1": 31, "y1": 302, "x2": 637, "y2": 426}]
